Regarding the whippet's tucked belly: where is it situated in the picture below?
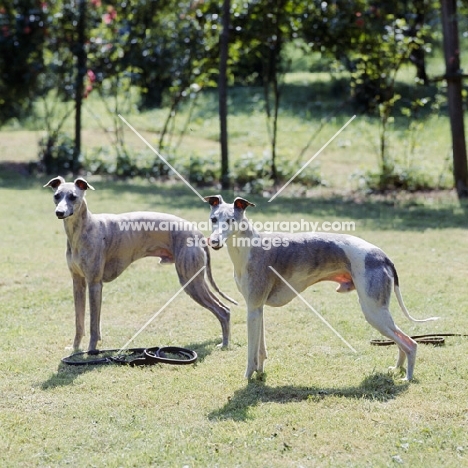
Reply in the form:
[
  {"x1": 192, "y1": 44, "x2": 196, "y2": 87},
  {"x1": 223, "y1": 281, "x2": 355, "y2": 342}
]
[
  {"x1": 252, "y1": 232, "x2": 362, "y2": 307},
  {"x1": 265, "y1": 269, "x2": 355, "y2": 307}
]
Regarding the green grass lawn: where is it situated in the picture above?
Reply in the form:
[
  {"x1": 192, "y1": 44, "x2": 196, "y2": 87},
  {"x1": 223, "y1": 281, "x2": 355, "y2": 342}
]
[{"x1": 0, "y1": 162, "x2": 467, "y2": 466}]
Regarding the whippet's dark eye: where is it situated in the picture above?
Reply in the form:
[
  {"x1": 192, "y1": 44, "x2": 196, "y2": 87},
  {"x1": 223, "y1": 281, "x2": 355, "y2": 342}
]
[
  {"x1": 68, "y1": 194, "x2": 77, "y2": 202},
  {"x1": 211, "y1": 217, "x2": 218, "y2": 224},
  {"x1": 54, "y1": 193, "x2": 61, "y2": 201}
]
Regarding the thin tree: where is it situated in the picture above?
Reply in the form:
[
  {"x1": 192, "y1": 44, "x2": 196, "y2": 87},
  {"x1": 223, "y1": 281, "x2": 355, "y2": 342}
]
[
  {"x1": 219, "y1": 0, "x2": 230, "y2": 190},
  {"x1": 74, "y1": 0, "x2": 87, "y2": 174},
  {"x1": 440, "y1": 0, "x2": 468, "y2": 198}
]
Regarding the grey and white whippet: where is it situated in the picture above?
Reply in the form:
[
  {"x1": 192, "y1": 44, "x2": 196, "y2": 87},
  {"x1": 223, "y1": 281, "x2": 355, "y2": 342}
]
[
  {"x1": 204, "y1": 195, "x2": 438, "y2": 381},
  {"x1": 44, "y1": 176, "x2": 236, "y2": 351}
]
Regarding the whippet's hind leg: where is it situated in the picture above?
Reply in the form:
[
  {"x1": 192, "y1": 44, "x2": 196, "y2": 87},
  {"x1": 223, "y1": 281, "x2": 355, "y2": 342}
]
[
  {"x1": 359, "y1": 295, "x2": 417, "y2": 380},
  {"x1": 182, "y1": 275, "x2": 231, "y2": 347},
  {"x1": 174, "y1": 246, "x2": 231, "y2": 347}
]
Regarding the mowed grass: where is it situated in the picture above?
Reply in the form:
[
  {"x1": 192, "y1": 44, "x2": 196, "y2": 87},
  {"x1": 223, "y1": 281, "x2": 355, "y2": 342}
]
[{"x1": 0, "y1": 163, "x2": 467, "y2": 466}]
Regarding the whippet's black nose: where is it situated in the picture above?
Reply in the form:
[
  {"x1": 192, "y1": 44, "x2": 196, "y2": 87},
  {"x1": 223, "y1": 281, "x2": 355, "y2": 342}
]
[
  {"x1": 55, "y1": 210, "x2": 65, "y2": 219},
  {"x1": 208, "y1": 238, "x2": 223, "y2": 250}
]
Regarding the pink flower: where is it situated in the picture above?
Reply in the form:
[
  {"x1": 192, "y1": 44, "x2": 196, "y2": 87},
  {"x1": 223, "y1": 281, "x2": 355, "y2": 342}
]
[
  {"x1": 87, "y1": 69, "x2": 96, "y2": 82},
  {"x1": 103, "y1": 6, "x2": 117, "y2": 24}
]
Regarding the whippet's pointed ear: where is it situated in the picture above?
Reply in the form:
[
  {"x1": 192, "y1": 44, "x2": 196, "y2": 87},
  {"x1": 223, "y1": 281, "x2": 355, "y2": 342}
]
[
  {"x1": 43, "y1": 176, "x2": 66, "y2": 189},
  {"x1": 204, "y1": 195, "x2": 223, "y2": 207},
  {"x1": 233, "y1": 197, "x2": 255, "y2": 211},
  {"x1": 74, "y1": 178, "x2": 95, "y2": 191}
]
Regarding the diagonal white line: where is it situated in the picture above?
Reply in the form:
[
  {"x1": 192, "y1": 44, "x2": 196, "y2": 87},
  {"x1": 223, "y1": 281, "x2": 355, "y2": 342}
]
[
  {"x1": 118, "y1": 114, "x2": 205, "y2": 202},
  {"x1": 269, "y1": 266, "x2": 357, "y2": 353},
  {"x1": 268, "y1": 114, "x2": 357, "y2": 202},
  {"x1": 117, "y1": 266, "x2": 206, "y2": 353}
]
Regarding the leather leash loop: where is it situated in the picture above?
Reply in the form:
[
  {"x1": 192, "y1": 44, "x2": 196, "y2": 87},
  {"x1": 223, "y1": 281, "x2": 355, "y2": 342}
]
[
  {"x1": 61, "y1": 348, "x2": 144, "y2": 366},
  {"x1": 62, "y1": 346, "x2": 197, "y2": 366},
  {"x1": 370, "y1": 333, "x2": 468, "y2": 347},
  {"x1": 144, "y1": 346, "x2": 198, "y2": 365}
]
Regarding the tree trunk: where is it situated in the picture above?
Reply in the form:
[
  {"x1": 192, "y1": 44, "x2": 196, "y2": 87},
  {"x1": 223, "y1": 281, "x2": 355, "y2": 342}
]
[
  {"x1": 219, "y1": 0, "x2": 230, "y2": 190},
  {"x1": 440, "y1": 0, "x2": 468, "y2": 198},
  {"x1": 74, "y1": 0, "x2": 86, "y2": 175}
]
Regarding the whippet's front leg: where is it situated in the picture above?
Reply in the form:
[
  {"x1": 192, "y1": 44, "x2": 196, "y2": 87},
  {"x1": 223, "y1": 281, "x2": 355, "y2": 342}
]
[
  {"x1": 72, "y1": 275, "x2": 86, "y2": 350},
  {"x1": 245, "y1": 306, "x2": 267, "y2": 379},
  {"x1": 259, "y1": 311, "x2": 267, "y2": 371},
  {"x1": 88, "y1": 281, "x2": 103, "y2": 351}
]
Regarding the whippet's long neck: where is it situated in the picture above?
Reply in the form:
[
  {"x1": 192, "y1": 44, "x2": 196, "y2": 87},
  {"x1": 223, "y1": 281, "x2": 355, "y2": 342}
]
[
  {"x1": 63, "y1": 198, "x2": 91, "y2": 243},
  {"x1": 226, "y1": 220, "x2": 257, "y2": 269}
]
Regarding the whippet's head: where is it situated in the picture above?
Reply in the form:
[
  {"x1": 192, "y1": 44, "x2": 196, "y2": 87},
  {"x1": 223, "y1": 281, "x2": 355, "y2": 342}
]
[
  {"x1": 204, "y1": 195, "x2": 255, "y2": 250},
  {"x1": 44, "y1": 176, "x2": 95, "y2": 219}
]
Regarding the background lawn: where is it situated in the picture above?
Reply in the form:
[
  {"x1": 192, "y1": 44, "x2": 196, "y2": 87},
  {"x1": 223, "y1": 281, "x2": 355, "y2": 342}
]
[{"x1": 0, "y1": 154, "x2": 467, "y2": 466}]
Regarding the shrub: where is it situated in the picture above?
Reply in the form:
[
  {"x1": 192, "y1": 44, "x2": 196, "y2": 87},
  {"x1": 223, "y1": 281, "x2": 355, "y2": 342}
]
[
  {"x1": 353, "y1": 165, "x2": 439, "y2": 192},
  {"x1": 80, "y1": 147, "x2": 324, "y2": 192},
  {"x1": 38, "y1": 133, "x2": 81, "y2": 175},
  {"x1": 83, "y1": 147, "x2": 176, "y2": 179},
  {"x1": 234, "y1": 152, "x2": 323, "y2": 193},
  {"x1": 184, "y1": 154, "x2": 220, "y2": 187}
]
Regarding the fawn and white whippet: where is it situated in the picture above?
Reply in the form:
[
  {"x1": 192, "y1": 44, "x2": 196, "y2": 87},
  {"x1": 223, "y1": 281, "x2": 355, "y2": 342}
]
[
  {"x1": 204, "y1": 195, "x2": 438, "y2": 381},
  {"x1": 44, "y1": 176, "x2": 236, "y2": 351}
]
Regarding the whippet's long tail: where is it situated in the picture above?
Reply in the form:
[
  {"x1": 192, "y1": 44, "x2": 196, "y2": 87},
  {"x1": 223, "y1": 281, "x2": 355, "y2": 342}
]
[
  {"x1": 204, "y1": 245, "x2": 238, "y2": 306},
  {"x1": 391, "y1": 263, "x2": 439, "y2": 323}
]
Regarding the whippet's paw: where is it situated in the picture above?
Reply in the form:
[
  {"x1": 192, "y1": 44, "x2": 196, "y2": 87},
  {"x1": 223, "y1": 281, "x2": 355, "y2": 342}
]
[
  {"x1": 67, "y1": 345, "x2": 82, "y2": 352},
  {"x1": 388, "y1": 366, "x2": 406, "y2": 377},
  {"x1": 246, "y1": 370, "x2": 266, "y2": 382},
  {"x1": 73, "y1": 337, "x2": 84, "y2": 350},
  {"x1": 255, "y1": 370, "x2": 266, "y2": 382},
  {"x1": 87, "y1": 342, "x2": 101, "y2": 353},
  {"x1": 216, "y1": 342, "x2": 230, "y2": 350},
  {"x1": 245, "y1": 366, "x2": 257, "y2": 379}
]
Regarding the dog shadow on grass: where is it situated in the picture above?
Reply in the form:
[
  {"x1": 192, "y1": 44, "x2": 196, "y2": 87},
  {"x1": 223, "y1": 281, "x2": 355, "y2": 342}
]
[
  {"x1": 209, "y1": 372, "x2": 409, "y2": 421},
  {"x1": 40, "y1": 339, "x2": 218, "y2": 390}
]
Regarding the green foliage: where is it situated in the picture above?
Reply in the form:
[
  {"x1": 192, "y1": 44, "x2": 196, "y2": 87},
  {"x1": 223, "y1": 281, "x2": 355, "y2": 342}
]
[
  {"x1": 0, "y1": 1, "x2": 46, "y2": 123},
  {"x1": 80, "y1": 148, "x2": 323, "y2": 192},
  {"x1": 83, "y1": 0, "x2": 219, "y2": 110},
  {"x1": 228, "y1": 0, "x2": 305, "y2": 85},
  {"x1": 233, "y1": 152, "x2": 272, "y2": 193},
  {"x1": 186, "y1": 153, "x2": 220, "y2": 187},
  {"x1": 299, "y1": 1, "x2": 435, "y2": 111},
  {"x1": 38, "y1": 132, "x2": 81, "y2": 175},
  {"x1": 354, "y1": 166, "x2": 439, "y2": 192},
  {"x1": 233, "y1": 152, "x2": 322, "y2": 193},
  {"x1": 84, "y1": 147, "x2": 175, "y2": 179}
]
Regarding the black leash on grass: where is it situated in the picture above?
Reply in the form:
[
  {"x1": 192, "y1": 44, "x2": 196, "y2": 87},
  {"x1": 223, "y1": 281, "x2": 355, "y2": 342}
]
[
  {"x1": 370, "y1": 333, "x2": 468, "y2": 347},
  {"x1": 61, "y1": 346, "x2": 197, "y2": 367}
]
